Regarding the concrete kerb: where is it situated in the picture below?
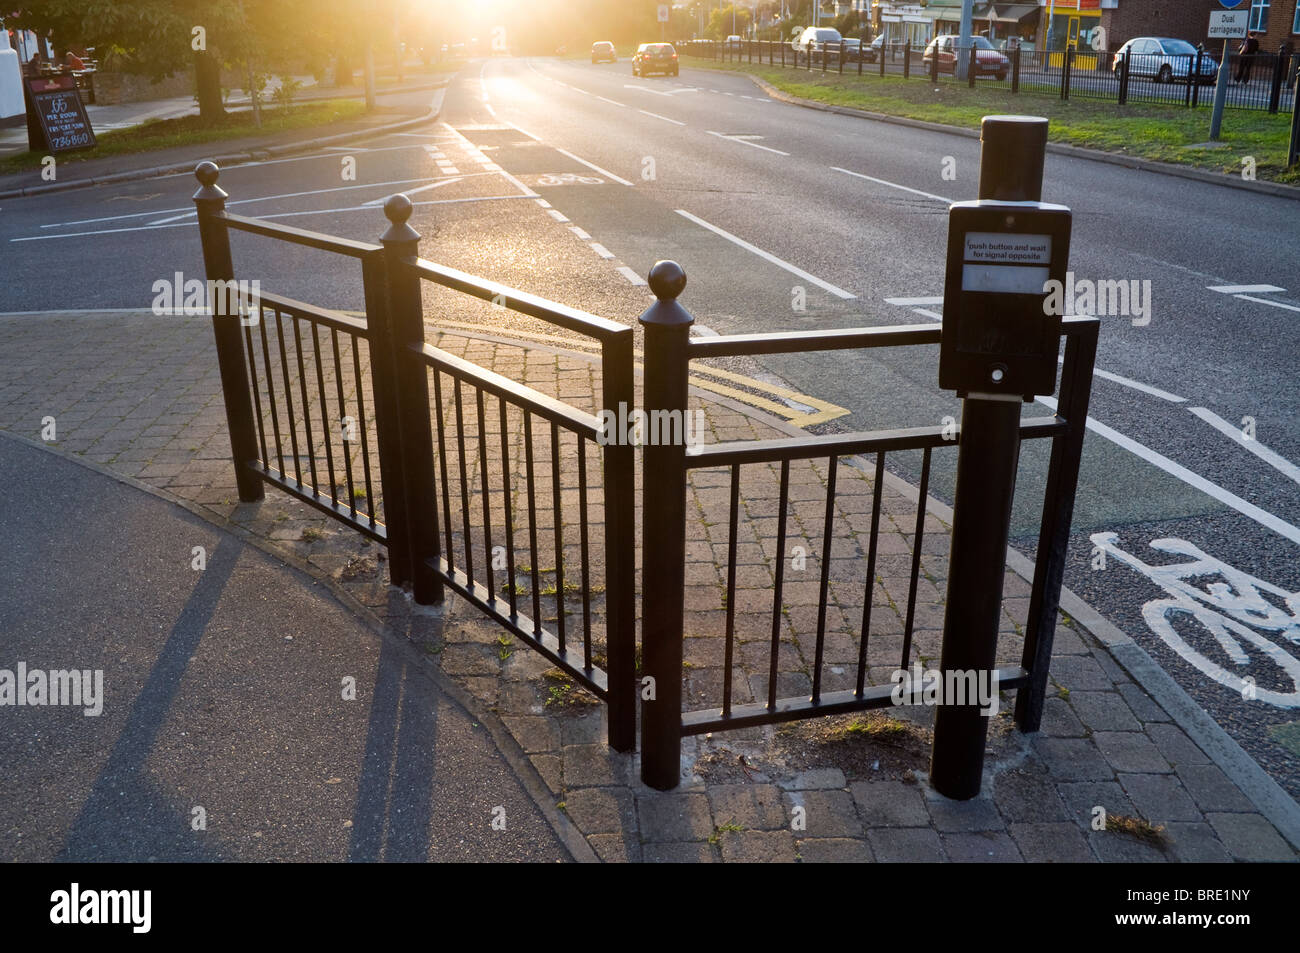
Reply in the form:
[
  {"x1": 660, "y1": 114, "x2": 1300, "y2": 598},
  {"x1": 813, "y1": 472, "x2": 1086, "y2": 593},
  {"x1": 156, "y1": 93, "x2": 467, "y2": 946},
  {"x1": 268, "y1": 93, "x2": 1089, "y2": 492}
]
[
  {"x1": 0, "y1": 426, "x2": 600, "y2": 864},
  {"x1": 743, "y1": 73, "x2": 1300, "y2": 202},
  {"x1": 0, "y1": 84, "x2": 448, "y2": 202}
]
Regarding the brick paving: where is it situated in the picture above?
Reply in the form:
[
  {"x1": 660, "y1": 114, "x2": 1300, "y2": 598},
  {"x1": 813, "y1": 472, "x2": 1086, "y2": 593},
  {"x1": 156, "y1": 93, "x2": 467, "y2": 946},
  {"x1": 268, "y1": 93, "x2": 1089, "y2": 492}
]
[{"x1": 1, "y1": 309, "x2": 1296, "y2": 862}]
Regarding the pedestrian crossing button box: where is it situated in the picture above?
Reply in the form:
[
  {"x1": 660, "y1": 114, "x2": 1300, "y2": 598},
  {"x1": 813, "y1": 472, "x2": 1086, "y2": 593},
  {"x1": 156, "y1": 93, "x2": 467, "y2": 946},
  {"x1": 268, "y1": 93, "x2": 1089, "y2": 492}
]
[{"x1": 939, "y1": 200, "x2": 1071, "y2": 400}]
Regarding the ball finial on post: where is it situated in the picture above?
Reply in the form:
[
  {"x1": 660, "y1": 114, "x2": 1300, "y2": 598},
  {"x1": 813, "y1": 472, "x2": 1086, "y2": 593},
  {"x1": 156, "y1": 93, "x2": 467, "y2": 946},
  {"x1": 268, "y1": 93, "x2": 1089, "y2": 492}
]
[
  {"x1": 647, "y1": 260, "x2": 687, "y2": 302},
  {"x1": 192, "y1": 160, "x2": 228, "y2": 202},
  {"x1": 381, "y1": 193, "x2": 420, "y2": 244}
]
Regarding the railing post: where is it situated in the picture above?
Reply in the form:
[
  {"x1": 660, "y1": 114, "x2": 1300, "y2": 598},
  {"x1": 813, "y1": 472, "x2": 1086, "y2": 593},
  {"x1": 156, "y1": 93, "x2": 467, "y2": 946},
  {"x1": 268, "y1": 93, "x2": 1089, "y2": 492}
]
[
  {"x1": 1289, "y1": 70, "x2": 1300, "y2": 168},
  {"x1": 968, "y1": 44, "x2": 977, "y2": 88},
  {"x1": 1118, "y1": 48, "x2": 1130, "y2": 105},
  {"x1": 1268, "y1": 45, "x2": 1286, "y2": 114},
  {"x1": 1192, "y1": 47, "x2": 1203, "y2": 108},
  {"x1": 880, "y1": 40, "x2": 886, "y2": 76},
  {"x1": 903, "y1": 40, "x2": 911, "y2": 79},
  {"x1": 375, "y1": 195, "x2": 443, "y2": 604},
  {"x1": 1015, "y1": 319, "x2": 1098, "y2": 732},
  {"x1": 1012, "y1": 44, "x2": 1021, "y2": 93},
  {"x1": 838, "y1": 41, "x2": 844, "y2": 73},
  {"x1": 1060, "y1": 46, "x2": 1072, "y2": 100},
  {"x1": 601, "y1": 328, "x2": 637, "y2": 753},
  {"x1": 639, "y1": 260, "x2": 693, "y2": 791},
  {"x1": 931, "y1": 43, "x2": 940, "y2": 83},
  {"x1": 192, "y1": 161, "x2": 264, "y2": 504}
]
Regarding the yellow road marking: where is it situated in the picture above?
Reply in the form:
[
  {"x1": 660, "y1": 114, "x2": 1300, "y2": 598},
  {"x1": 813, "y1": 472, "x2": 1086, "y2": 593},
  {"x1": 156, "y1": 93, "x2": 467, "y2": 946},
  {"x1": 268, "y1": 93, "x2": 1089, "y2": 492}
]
[{"x1": 341, "y1": 312, "x2": 850, "y2": 428}]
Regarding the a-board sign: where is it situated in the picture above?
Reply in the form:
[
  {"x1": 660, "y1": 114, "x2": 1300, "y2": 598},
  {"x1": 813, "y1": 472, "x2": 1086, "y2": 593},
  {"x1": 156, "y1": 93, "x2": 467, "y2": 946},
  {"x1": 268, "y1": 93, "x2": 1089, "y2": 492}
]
[
  {"x1": 940, "y1": 200, "x2": 1072, "y2": 400},
  {"x1": 1208, "y1": 10, "x2": 1249, "y2": 39},
  {"x1": 25, "y1": 74, "x2": 96, "y2": 153}
]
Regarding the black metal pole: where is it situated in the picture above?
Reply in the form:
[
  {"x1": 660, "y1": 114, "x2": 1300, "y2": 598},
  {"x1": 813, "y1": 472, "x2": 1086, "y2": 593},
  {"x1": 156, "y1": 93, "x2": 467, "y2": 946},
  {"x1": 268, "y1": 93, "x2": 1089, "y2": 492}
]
[
  {"x1": 639, "y1": 261, "x2": 693, "y2": 791},
  {"x1": 929, "y1": 116, "x2": 1048, "y2": 802},
  {"x1": 192, "y1": 162, "x2": 265, "y2": 504},
  {"x1": 1012, "y1": 44, "x2": 1021, "y2": 94},
  {"x1": 377, "y1": 195, "x2": 443, "y2": 605},
  {"x1": 1289, "y1": 71, "x2": 1300, "y2": 167},
  {"x1": 601, "y1": 329, "x2": 637, "y2": 753}
]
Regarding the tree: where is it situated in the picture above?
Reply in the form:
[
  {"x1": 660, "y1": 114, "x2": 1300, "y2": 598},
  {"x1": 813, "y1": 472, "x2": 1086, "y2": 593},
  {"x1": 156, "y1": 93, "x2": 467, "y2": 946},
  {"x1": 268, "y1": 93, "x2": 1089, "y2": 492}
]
[{"x1": 707, "y1": 5, "x2": 752, "y2": 39}]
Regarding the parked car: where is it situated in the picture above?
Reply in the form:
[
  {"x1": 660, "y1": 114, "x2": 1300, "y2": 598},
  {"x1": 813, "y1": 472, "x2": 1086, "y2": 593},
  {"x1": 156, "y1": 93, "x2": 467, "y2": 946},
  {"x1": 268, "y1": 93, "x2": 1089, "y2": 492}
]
[
  {"x1": 922, "y1": 34, "x2": 1010, "y2": 80},
  {"x1": 591, "y1": 41, "x2": 616, "y2": 64},
  {"x1": 1111, "y1": 37, "x2": 1218, "y2": 84},
  {"x1": 725, "y1": 35, "x2": 743, "y2": 50},
  {"x1": 839, "y1": 38, "x2": 863, "y2": 62},
  {"x1": 865, "y1": 34, "x2": 886, "y2": 62},
  {"x1": 633, "y1": 42, "x2": 679, "y2": 77},
  {"x1": 792, "y1": 26, "x2": 843, "y2": 65}
]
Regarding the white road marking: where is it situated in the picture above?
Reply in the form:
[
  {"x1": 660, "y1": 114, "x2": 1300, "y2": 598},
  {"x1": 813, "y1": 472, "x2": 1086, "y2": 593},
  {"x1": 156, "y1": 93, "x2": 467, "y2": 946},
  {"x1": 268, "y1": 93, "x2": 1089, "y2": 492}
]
[
  {"x1": 534, "y1": 198, "x2": 552, "y2": 208},
  {"x1": 1208, "y1": 284, "x2": 1286, "y2": 294},
  {"x1": 623, "y1": 84, "x2": 674, "y2": 97},
  {"x1": 675, "y1": 209, "x2": 855, "y2": 300},
  {"x1": 484, "y1": 101, "x2": 497, "y2": 117},
  {"x1": 39, "y1": 176, "x2": 451, "y2": 229},
  {"x1": 617, "y1": 265, "x2": 647, "y2": 286},
  {"x1": 1189, "y1": 407, "x2": 1300, "y2": 486},
  {"x1": 639, "y1": 109, "x2": 685, "y2": 125},
  {"x1": 833, "y1": 166, "x2": 955, "y2": 204},
  {"x1": 706, "y1": 130, "x2": 789, "y2": 155},
  {"x1": 147, "y1": 211, "x2": 197, "y2": 226},
  {"x1": 1233, "y1": 294, "x2": 1300, "y2": 314},
  {"x1": 885, "y1": 296, "x2": 944, "y2": 306},
  {"x1": 445, "y1": 123, "x2": 537, "y2": 197},
  {"x1": 595, "y1": 95, "x2": 626, "y2": 107},
  {"x1": 12, "y1": 195, "x2": 538, "y2": 241},
  {"x1": 548, "y1": 209, "x2": 570, "y2": 223},
  {"x1": 1036, "y1": 396, "x2": 1300, "y2": 547},
  {"x1": 362, "y1": 176, "x2": 465, "y2": 205},
  {"x1": 590, "y1": 243, "x2": 615, "y2": 259},
  {"x1": 569, "y1": 225, "x2": 592, "y2": 240},
  {"x1": 553, "y1": 147, "x2": 634, "y2": 186},
  {"x1": 1078, "y1": 361, "x2": 1186, "y2": 403},
  {"x1": 911, "y1": 308, "x2": 943, "y2": 321}
]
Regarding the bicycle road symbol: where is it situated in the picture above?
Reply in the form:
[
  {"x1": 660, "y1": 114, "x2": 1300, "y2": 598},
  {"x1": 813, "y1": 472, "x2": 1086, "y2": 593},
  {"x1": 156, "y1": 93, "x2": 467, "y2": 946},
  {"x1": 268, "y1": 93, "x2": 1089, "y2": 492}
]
[
  {"x1": 1091, "y1": 533, "x2": 1300, "y2": 708},
  {"x1": 535, "y1": 172, "x2": 604, "y2": 186}
]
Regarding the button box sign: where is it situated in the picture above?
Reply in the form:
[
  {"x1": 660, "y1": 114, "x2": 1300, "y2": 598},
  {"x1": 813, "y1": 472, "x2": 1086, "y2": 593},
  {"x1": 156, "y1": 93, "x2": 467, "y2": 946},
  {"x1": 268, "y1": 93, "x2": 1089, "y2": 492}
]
[{"x1": 940, "y1": 200, "x2": 1072, "y2": 400}]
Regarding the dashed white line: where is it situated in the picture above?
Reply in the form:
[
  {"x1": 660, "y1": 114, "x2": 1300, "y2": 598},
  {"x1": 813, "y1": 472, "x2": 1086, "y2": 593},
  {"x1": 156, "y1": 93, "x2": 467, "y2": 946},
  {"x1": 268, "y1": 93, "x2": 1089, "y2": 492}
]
[
  {"x1": 595, "y1": 95, "x2": 626, "y2": 107},
  {"x1": 1208, "y1": 284, "x2": 1286, "y2": 294},
  {"x1": 885, "y1": 296, "x2": 944, "y2": 306},
  {"x1": 569, "y1": 225, "x2": 592, "y2": 240},
  {"x1": 911, "y1": 308, "x2": 943, "y2": 322},
  {"x1": 1080, "y1": 362, "x2": 1186, "y2": 403},
  {"x1": 833, "y1": 166, "x2": 955, "y2": 204},
  {"x1": 675, "y1": 209, "x2": 855, "y2": 300},
  {"x1": 639, "y1": 109, "x2": 685, "y2": 125},
  {"x1": 548, "y1": 209, "x2": 570, "y2": 223},
  {"x1": 1233, "y1": 294, "x2": 1300, "y2": 314},
  {"x1": 1189, "y1": 407, "x2": 1300, "y2": 486},
  {"x1": 617, "y1": 265, "x2": 647, "y2": 286},
  {"x1": 589, "y1": 243, "x2": 615, "y2": 259}
]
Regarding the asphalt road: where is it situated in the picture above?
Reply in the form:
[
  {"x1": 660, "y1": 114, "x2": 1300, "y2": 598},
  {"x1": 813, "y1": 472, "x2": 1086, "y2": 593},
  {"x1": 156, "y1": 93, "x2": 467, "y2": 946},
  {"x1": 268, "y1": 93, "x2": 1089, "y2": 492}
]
[{"x1": 1, "y1": 58, "x2": 1298, "y2": 801}]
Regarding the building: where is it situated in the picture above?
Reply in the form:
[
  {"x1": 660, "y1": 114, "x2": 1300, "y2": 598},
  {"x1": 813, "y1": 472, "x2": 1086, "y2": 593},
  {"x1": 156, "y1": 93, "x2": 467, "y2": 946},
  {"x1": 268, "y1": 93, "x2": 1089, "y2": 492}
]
[{"x1": 1101, "y1": 1, "x2": 1298, "y2": 53}]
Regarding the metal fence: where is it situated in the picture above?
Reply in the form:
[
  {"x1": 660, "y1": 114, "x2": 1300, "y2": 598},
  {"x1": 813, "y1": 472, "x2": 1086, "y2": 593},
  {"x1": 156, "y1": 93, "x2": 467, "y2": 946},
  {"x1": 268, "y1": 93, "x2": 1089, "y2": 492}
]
[
  {"x1": 681, "y1": 39, "x2": 1300, "y2": 114},
  {"x1": 192, "y1": 161, "x2": 637, "y2": 751},
  {"x1": 193, "y1": 161, "x2": 1099, "y2": 792},
  {"x1": 636, "y1": 261, "x2": 1098, "y2": 788}
]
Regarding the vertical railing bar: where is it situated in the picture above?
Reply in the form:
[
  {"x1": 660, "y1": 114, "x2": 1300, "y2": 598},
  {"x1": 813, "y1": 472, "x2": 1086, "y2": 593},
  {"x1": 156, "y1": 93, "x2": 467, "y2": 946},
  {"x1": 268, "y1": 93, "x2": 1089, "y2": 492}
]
[
  {"x1": 273, "y1": 309, "x2": 303, "y2": 488},
  {"x1": 453, "y1": 377, "x2": 474, "y2": 584},
  {"x1": 290, "y1": 315, "x2": 319, "y2": 494},
  {"x1": 350, "y1": 336, "x2": 376, "y2": 527},
  {"x1": 431, "y1": 368, "x2": 455, "y2": 572},
  {"x1": 499, "y1": 396, "x2": 518, "y2": 615},
  {"x1": 856, "y1": 451, "x2": 885, "y2": 697},
  {"x1": 723, "y1": 463, "x2": 740, "y2": 717},
  {"x1": 524, "y1": 413, "x2": 542, "y2": 628},
  {"x1": 309, "y1": 322, "x2": 335, "y2": 500},
  {"x1": 767, "y1": 459, "x2": 791, "y2": 711},
  {"x1": 475, "y1": 388, "x2": 495, "y2": 598},
  {"x1": 812, "y1": 455, "x2": 839, "y2": 704},
  {"x1": 329, "y1": 328, "x2": 356, "y2": 518},
  {"x1": 243, "y1": 317, "x2": 269, "y2": 468},
  {"x1": 259, "y1": 310, "x2": 286, "y2": 478},
  {"x1": 551, "y1": 420, "x2": 566, "y2": 653},
  {"x1": 578, "y1": 437, "x2": 592, "y2": 671},
  {"x1": 900, "y1": 447, "x2": 932, "y2": 669}
]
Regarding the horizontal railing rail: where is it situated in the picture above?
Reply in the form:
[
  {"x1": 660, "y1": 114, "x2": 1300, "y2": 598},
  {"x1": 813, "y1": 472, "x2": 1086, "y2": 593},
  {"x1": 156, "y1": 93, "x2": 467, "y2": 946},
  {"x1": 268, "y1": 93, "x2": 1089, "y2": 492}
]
[{"x1": 217, "y1": 211, "x2": 382, "y2": 258}]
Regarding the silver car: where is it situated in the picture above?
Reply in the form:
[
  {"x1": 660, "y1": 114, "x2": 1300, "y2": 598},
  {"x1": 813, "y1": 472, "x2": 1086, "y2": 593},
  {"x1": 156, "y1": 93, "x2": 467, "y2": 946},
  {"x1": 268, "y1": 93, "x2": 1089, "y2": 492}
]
[{"x1": 1112, "y1": 37, "x2": 1219, "y2": 84}]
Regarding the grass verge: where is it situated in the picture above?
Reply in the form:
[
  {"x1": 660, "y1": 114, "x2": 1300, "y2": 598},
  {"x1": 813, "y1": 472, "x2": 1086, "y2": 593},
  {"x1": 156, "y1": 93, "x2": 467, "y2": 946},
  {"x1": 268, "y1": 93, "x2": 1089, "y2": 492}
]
[
  {"x1": 0, "y1": 98, "x2": 368, "y2": 177},
  {"x1": 690, "y1": 59, "x2": 1300, "y2": 185}
]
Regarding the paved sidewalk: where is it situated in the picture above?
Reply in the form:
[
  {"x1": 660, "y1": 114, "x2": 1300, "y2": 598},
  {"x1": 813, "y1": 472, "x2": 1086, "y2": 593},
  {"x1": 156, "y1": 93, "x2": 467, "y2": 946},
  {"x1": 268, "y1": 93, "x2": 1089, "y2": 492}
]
[
  {"x1": 1, "y1": 308, "x2": 1296, "y2": 862},
  {"x1": 0, "y1": 434, "x2": 575, "y2": 861}
]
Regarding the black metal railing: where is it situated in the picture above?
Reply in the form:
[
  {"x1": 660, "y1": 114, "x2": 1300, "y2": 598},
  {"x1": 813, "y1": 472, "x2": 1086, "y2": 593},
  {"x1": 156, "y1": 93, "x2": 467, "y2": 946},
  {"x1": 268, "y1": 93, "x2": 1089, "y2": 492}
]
[
  {"x1": 679, "y1": 38, "x2": 1300, "y2": 114},
  {"x1": 193, "y1": 164, "x2": 637, "y2": 751},
  {"x1": 636, "y1": 260, "x2": 1098, "y2": 789}
]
